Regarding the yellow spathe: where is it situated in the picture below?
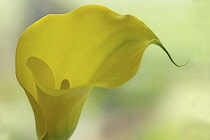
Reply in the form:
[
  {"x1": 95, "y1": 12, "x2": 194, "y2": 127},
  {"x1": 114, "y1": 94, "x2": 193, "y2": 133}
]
[{"x1": 16, "y1": 5, "x2": 180, "y2": 140}]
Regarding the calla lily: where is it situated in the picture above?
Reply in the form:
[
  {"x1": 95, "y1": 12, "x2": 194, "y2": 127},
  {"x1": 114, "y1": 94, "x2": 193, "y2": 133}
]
[{"x1": 16, "y1": 5, "x2": 183, "y2": 140}]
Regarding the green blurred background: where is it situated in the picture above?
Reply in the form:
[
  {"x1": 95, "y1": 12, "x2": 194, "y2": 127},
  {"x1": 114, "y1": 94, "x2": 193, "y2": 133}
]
[{"x1": 0, "y1": 0, "x2": 210, "y2": 140}]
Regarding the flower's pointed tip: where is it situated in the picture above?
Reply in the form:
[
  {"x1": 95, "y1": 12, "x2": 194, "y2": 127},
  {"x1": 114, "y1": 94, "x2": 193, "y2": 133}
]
[
  {"x1": 176, "y1": 61, "x2": 189, "y2": 67},
  {"x1": 152, "y1": 39, "x2": 188, "y2": 68}
]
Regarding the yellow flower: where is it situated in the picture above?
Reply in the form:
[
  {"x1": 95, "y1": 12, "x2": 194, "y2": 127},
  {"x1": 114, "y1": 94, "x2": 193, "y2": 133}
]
[{"x1": 16, "y1": 5, "x2": 183, "y2": 140}]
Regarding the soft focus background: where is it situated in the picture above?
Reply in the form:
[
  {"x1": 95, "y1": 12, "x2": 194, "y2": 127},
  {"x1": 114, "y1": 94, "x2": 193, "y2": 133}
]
[{"x1": 0, "y1": 0, "x2": 210, "y2": 140}]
